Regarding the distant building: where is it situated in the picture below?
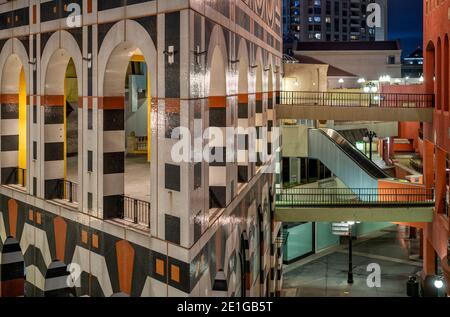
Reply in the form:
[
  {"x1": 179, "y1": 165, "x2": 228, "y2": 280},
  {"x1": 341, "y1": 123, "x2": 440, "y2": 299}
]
[
  {"x1": 290, "y1": 41, "x2": 402, "y2": 83},
  {"x1": 402, "y1": 47, "x2": 424, "y2": 79},
  {"x1": 283, "y1": 0, "x2": 388, "y2": 42}
]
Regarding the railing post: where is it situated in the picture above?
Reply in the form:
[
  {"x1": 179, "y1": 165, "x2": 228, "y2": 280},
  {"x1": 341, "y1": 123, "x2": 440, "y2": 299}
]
[
  {"x1": 69, "y1": 182, "x2": 73, "y2": 203},
  {"x1": 134, "y1": 199, "x2": 138, "y2": 224}
]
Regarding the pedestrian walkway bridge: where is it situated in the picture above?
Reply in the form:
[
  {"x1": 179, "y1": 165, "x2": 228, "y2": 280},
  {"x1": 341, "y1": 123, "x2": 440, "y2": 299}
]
[
  {"x1": 276, "y1": 91, "x2": 434, "y2": 122},
  {"x1": 275, "y1": 187, "x2": 435, "y2": 223}
]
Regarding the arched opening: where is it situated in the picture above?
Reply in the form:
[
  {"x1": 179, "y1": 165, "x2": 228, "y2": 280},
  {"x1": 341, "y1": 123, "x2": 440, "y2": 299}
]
[
  {"x1": 0, "y1": 237, "x2": 25, "y2": 297},
  {"x1": 436, "y1": 38, "x2": 442, "y2": 110},
  {"x1": 65, "y1": 59, "x2": 79, "y2": 200},
  {"x1": 102, "y1": 43, "x2": 151, "y2": 225},
  {"x1": 425, "y1": 41, "x2": 436, "y2": 96},
  {"x1": 44, "y1": 261, "x2": 75, "y2": 297},
  {"x1": 237, "y1": 42, "x2": 253, "y2": 184},
  {"x1": 208, "y1": 45, "x2": 229, "y2": 210},
  {"x1": 444, "y1": 35, "x2": 449, "y2": 111},
  {"x1": 43, "y1": 49, "x2": 79, "y2": 204},
  {"x1": 1, "y1": 55, "x2": 27, "y2": 188}
]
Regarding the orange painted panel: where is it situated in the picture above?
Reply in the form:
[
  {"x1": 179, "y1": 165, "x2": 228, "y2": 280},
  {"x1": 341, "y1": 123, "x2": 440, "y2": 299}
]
[
  {"x1": 43, "y1": 95, "x2": 65, "y2": 106},
  {"x1": 208, "y1": 96, "x2": 227, "y2": 108},
  {"x1": 377, "y1": 180, "x2": 432, "y2": 203},
  {"x1": 156, "y1": 259, "x2": 165, "y2": 276},
  {"x1": 8, "y1": 199, "x2": 18, "y2": 238},
  {"x1": 171, "y1": 265, "x2": 180, "y2": 283},
  {"x1": 0, "y1": 279, "x2": 25, "y2": 297},
  {"x1": 53, "y1": 217, "x2": 67, "y2": 262},
  {"x1": 116, "y1": 240, "x2": 135, "y2": 295},
  {"x1": 1, "y1": 94, "x2": 19, "y2": 104},
  {"x1": 238, "y1": 94, "x2": 248, "y2": 104},
  {"x1": 99, "y1": 96, "x2": 125, "y2": 110}
]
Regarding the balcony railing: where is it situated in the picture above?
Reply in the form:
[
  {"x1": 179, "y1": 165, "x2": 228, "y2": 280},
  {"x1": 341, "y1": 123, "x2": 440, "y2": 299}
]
[
  {"x1": 277, "y1": 91, "x2": 435, "y2": 108},
  {"x1": 276, "y1": 187, "x2": 435, "y2": 208},
  {"x1": 121, "y1": 196, "x2": 151, "y2": 228},
  {"x1": 58, "y1": 180, "x2": 78, "y2": 204},
  {"x1": 16, "y1": 168, "x2": 26, "y2": 188}
]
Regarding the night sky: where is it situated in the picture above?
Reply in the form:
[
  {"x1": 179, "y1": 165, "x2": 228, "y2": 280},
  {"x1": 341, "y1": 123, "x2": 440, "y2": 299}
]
[{"x1": 388, "y1": 0, "x2": 423, "y2": 56}]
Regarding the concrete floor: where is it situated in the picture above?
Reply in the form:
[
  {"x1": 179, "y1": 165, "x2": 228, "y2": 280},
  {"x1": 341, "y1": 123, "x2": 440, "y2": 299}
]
[
  {"x1": 125, "y1": 155, "x2": 151, "y2": 202},
  {"x1": 66, "y1": 155, "x2": 151, "y2": 203},
  {"x1": 283, "y1": 226, "x2": 422, "y2": 297}
]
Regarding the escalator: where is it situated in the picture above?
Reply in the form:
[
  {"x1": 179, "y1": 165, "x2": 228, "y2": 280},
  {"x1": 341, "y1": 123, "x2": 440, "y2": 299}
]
[{"x1": 308, "y1": 128, "x2": 390, "y2": 189}]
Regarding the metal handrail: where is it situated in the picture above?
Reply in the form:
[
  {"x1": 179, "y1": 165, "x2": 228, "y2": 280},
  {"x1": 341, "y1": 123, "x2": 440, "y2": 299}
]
[
  {"x1": 16, "y1": 168, "x2": 26, "y2": 187},
  {"x1": 275, "y1": 187, "x2": 435, "y2": 208},
  {"x1": 277, "y1": 91, "x2": 435, "y2": 108},
  {"x1": 121, "y1": 196, "x2": 151, "y2": 228},
  {"x1": 58, "y1": 180, "x2": 78, "y2": 204}
]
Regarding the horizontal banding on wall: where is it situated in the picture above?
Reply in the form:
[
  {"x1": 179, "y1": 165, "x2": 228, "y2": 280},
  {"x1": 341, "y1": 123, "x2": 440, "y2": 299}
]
[
  {"x1": 165, "y1": 99, "x2": 180, "y2": 113},
  {"x1": 42, "y1": 95, "x2": 64, "y2": 106},
  {"x1": 208, "y1": 96, "x2": 226, "y2": 108},
  {"x1": 238, "y1": 94, "x2": 249, "y2": 104},
  {"x1": 99, "y1": 96, "x2": 125, "y2": 110},
  {"x1": 0, "y1": 94, "x2": 19, "y2": 104}
]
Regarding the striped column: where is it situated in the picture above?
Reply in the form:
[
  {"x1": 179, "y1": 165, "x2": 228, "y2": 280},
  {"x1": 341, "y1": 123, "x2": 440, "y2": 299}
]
[
  {"x1": 1, "y1": 94, "x2": 19, "y2": 185},
  {"x1": 275, "y1": 232, "x2": 284, "y2": 297},
  {"x1": 0, "y1": 238, "x2": 25, "y2": 297},
  {"x1": 44, "y1": 262, "x2": 74, "y2": 297},
  {"x1": 209, "y1": 96, "x2": 227, "y2": 209},
  {"x1": 102, "y1": 97, "x2": 125, "y2": 220},
  {"x1": 237, "y1": 94, "x2": 253, "y2": 183},
  {"x1": 255, "y1": 93, "x2": 264, "y2": 166},
  {"x1": 258, "y1": 207, "x2": 267, "y2": 296},
  {"x1": 212, "y1": 269, "x2": 228, "y2": 297},
  {"x1": 44, "y1": 96, "x2": 65, "y2": 199},
  {"x1": 267, "y1": 91, "x2": 274, "y2": 156},
  {"x1": 242, "y1": 234, "x2": 251, "y2": 297}
]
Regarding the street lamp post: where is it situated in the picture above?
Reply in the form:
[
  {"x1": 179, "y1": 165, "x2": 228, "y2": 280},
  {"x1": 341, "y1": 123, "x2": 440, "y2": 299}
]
[
  {"x1": 364, "y1": 131, "x2": 378, "y2": 162},
  {"x1": 347, "y1": 222, "x2": 354, "y2": 284}
]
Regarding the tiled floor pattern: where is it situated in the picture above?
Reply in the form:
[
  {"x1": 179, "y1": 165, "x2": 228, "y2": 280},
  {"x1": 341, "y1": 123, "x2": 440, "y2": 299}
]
[{"x1": 283, "y1": 226, "x2": 422, "y2": 297}]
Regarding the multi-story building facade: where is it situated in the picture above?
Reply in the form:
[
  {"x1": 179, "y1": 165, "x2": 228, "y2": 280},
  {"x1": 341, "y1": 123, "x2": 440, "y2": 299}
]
[
  {"x1": 417, "y1": 0, "x2": 449, "y2": 294},
  {"x1": 0, "y1": 0, "x2": 283, "y2": 297},
  {"x1": 284, "y1": 0, "x2": 387, "y2": 42}
]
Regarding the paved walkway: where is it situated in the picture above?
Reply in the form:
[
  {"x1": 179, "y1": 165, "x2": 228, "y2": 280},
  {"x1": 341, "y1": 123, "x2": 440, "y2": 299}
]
[{"x1": 283, "y1": 226, "x2": 422, "y2": 297}]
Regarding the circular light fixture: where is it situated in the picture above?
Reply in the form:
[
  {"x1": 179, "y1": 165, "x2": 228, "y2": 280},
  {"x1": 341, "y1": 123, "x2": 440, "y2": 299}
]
[
  {"x1": 363, "y1": 87, "x2": 370, "y2": 93},
  {"x1": 434, "y1": 278, "x2": 444, "y2": 289},
  {"x1": 371, "y1": 87, "x2": 378, "y2": 93},
  {"x1": 339, "y1": 78, "x2": 345, "y2": 84},
  {"x1": 358, "y1": 78, "x2": 366, "y2": 84}
]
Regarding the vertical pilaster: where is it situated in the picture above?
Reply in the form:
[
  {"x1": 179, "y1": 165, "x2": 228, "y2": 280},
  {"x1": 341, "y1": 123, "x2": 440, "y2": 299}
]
[
  {"x1": 0, "y1": 94, "x2": 19, "y2": 185},
  {"x1": 209, "y1": 96, "x2": 228, "y2": 209},
  {"x1": 238, "y1": 93, "x2": 251, "y2": 183},
  {"x1": 43, "y1": 95, "x2": 64, "y2": 199},
  {"x1": 101, "y1": 96, "x2": 125, "y2": 219}
]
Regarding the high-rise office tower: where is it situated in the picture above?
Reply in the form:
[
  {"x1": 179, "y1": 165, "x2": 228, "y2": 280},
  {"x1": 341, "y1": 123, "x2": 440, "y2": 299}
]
[{"x1": 283, "y1": 0, "x2": 388, "y2": 42}]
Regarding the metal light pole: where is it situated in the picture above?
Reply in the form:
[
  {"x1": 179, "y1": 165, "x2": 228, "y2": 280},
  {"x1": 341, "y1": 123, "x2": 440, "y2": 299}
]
[
  {"x1": 347, "y1": 222, "x2": 354, "y2": 284},
  {"x1": 364, "y1": 131, "x2": 377, "y2": 162}
]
